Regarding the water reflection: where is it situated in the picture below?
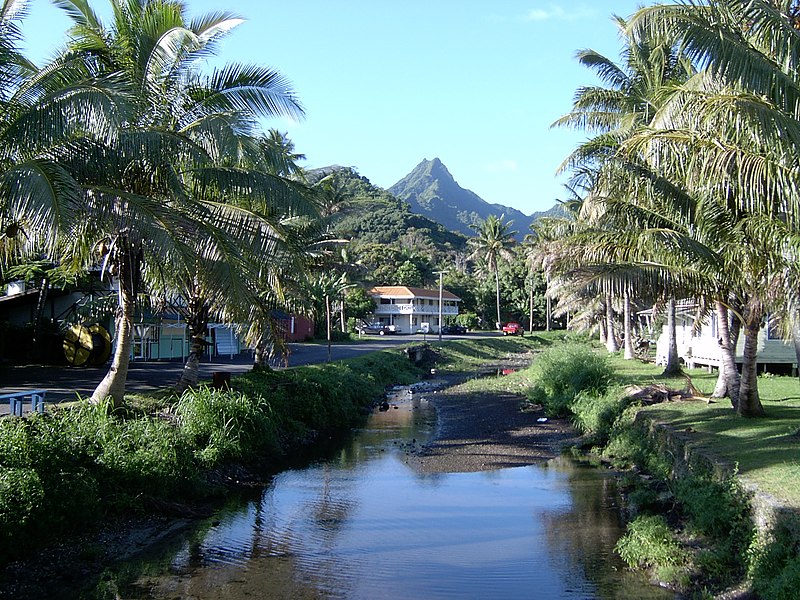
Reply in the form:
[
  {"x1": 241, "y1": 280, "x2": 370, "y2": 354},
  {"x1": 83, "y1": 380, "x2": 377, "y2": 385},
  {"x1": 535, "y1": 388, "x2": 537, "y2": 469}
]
[{"x1": 87, "y1": 388, "x2": 673, "y2": 600}]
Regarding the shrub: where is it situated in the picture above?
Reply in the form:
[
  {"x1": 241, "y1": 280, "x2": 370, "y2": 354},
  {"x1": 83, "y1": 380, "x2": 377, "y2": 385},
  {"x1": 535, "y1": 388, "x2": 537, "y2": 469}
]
[
  {"x1": 674, "y1": 474, "x2": 753, "y2": 550},
  {"x1": 525, "y1": 344, "x2": 614, "y2": 417},
  {"x1": 753, "y1": 552, "x2": 800, "y2": 599},
  {"x1": 748, "y1": 515, "x2": 800, "y2": 598},
  {"x1": 570, "y1": 385, "x2": 628, "y2": 441},
  {"x1": 176, "y1": 387, "x2": 280, "y2": 467},
  {"x1": 616, "y1": 514, "x2": 691, "y2": 583},
  {"x1": 0, "y1": 468, "x2": 44, "y2": 537}
]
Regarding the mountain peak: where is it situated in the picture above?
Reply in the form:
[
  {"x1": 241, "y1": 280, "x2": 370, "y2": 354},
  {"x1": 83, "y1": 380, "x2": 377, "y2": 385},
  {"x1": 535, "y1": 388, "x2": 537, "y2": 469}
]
[
  {"x1": 389, "y1": 158, "x2": 531, "y2": 239},
  {"x1": 416, "y1": 157, "x2": 450, "y2": 180}
]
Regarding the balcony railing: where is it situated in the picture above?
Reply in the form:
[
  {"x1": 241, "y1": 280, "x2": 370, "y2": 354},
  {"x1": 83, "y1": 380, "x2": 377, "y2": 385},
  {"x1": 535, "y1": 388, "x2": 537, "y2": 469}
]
[{"x1": 374, "y1": 303, "x2": 458, "y2": 316}]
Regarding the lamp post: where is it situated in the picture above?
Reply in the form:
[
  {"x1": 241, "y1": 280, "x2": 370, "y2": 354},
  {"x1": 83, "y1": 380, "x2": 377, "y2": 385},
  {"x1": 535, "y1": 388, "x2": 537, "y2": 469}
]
[{"x1": 435, "y1": 270, "x2": 447, "y2": 342}]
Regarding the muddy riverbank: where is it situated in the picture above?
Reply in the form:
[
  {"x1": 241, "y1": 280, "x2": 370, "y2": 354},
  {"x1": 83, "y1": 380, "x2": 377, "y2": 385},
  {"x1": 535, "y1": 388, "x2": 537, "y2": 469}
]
[{"x1": 407, "y1": 379, "x2": 579, "y2": 474}]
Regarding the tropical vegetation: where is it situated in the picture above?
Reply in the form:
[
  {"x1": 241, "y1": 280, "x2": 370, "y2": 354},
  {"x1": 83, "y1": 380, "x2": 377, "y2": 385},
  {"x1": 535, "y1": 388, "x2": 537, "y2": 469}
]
[
  {"x1": 547, "y1": 0, "x2": 800, "y2": 420},
  {"x1": 0, "y1": 344, "x2": 423, "y2": 563}
]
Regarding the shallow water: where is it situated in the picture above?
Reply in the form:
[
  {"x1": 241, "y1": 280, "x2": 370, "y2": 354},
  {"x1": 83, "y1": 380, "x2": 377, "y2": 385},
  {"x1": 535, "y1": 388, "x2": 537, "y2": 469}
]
[{"x1": 89, "y1": 386, "x2": 674, "y2": 599}]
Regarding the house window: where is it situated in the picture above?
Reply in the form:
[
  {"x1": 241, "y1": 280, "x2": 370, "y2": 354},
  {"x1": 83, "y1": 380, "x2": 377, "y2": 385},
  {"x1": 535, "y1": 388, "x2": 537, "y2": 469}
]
[{"x1": 380, "y1": 298, "x2": 391, "y2": 304}]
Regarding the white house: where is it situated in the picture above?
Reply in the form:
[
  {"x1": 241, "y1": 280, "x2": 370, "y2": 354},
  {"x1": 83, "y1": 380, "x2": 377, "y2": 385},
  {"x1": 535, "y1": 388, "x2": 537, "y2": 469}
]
[
  {"x1": 367, "y1": 286, "x2": 461, "y2": 333},
  {"x1": 654, "y1": 305, "x2": 797, "y2": 375}
]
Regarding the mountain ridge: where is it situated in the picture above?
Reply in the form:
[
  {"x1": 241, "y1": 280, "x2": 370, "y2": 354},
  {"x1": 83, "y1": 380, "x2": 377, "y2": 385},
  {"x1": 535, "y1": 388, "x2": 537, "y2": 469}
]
[{"x1": 388, "y1": 158, "x2": 555, "y2": 239}]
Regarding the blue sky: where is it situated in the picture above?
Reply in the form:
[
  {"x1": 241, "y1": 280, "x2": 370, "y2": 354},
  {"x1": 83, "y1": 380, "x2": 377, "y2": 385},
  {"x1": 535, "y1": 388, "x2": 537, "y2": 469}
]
[{"x1": 21, "y1": 0, "x2": 650, "y2": 217}]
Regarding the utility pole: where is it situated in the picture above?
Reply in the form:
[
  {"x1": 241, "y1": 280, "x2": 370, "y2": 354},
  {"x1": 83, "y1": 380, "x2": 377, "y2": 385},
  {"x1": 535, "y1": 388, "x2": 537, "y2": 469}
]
[{"x1": 435, "y1": 270, "x2": 447, "y2": 342}]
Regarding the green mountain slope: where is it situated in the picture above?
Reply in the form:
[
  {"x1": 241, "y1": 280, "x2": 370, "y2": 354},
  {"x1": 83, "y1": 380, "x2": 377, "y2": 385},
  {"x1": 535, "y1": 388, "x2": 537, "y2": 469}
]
[
  {"x1": 307, "y1": 166, "x2": 468, "y2": 251},
  {"x1": 389, "y1": 158, "x2": 559, "y2": 239}
]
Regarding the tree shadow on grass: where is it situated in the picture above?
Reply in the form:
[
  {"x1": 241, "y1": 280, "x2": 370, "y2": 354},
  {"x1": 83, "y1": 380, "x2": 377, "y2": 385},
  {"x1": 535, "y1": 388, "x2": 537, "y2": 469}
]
[{"x1": 641, "y1": 403, "x2": 800, "y2": 499}]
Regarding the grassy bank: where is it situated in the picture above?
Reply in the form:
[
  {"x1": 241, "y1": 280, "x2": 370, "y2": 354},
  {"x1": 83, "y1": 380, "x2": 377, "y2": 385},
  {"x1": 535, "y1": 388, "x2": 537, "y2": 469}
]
[
  {"x1": 0, "y1": 347, "x2": 423, "y2": 562},
  {"x1": 495, "y1": 337, "x2": 800, "y2": 598}
]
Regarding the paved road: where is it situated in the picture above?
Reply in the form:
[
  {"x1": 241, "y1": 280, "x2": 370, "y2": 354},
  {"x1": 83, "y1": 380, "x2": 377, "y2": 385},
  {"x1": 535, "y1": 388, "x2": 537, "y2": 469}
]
[{"x1": 0, "y1": 333, "x2": 469, "y2": 412}]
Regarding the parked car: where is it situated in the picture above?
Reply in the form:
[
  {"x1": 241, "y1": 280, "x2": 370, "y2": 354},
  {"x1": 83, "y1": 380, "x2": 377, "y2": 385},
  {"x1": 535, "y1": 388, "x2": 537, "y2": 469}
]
[
  {"x1": 502, "y1": 322, "x2": 524, "y2": 336},
  {"x1": 441, "y1": 324, "x2": 467, "y2": 335},
  {"x1": 357, "y1": 323, "x2": 393, "y2": 335}
]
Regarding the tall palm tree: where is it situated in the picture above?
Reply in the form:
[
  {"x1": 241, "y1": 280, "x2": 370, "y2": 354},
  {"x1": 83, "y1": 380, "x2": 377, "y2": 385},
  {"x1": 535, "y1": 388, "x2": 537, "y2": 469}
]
[
  {"x1": 304, "y1": 271, "x2": 352, "y2": 362},
  {"x1": 468, "y1": 214, "x2": 517, "y2": 329},
  {"x1": 524, "y1": 193, "x2": 585, "y2": 336},
  {"x1": 52, "y1": 0, "x2": 306, "y2": 405},
  {"x1": 553, "y1": 16, "x2": 694, "y2": 360},
  {"x1": 258, "y1": 128, "x2": 306, "y2": 180},
  {"x1": 625, "y1": 0, "x2": 800, "y2": 416},
  {"x1": 0, "y1": 0, "x2": 126, "y2": 271}
]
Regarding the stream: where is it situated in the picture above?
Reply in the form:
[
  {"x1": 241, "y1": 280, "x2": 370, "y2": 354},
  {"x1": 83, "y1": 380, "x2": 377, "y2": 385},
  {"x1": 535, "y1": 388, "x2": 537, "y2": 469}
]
[{"x1": 83, "y1": 384, "x2": 674, "y2": 599}]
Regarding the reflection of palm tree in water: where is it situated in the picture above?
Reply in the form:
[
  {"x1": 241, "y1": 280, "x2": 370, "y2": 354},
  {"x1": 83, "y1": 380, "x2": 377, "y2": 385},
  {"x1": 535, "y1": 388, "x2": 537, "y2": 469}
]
[{"x1": 311, "y1": 465, "x2": 355, "y2": 541}]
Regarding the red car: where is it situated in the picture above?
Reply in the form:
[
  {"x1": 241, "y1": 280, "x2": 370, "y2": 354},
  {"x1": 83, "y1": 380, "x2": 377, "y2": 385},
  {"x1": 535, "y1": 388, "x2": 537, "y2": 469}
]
[{"x1": 502, "y1": 322, "x2": 524, "y2": 336}]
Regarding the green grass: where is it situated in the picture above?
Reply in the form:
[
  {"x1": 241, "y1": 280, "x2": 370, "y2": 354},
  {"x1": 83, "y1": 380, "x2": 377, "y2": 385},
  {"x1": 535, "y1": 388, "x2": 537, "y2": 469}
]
[
  {"x1": 608, "y1": 355, "x2": 800, "y2": 508},
  {"x1": 615, "y1": 514, "x2": 692, "y2": 584},
  {"x1": 429, "y1": 331, "x2": 576, "y2": 374}
]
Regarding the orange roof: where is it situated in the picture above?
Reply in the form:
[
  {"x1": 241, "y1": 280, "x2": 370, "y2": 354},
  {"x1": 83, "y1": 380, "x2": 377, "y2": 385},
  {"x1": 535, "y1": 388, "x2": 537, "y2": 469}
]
[{"x1": 368, "y1": 285, "x2": 461, "y2": 301}]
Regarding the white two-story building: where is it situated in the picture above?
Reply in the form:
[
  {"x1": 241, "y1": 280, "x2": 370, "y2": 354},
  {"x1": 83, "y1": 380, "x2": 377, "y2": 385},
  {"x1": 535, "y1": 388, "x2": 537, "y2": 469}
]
[{"x1": 367, "y1": 286, "x2": 461, "y2": 333}]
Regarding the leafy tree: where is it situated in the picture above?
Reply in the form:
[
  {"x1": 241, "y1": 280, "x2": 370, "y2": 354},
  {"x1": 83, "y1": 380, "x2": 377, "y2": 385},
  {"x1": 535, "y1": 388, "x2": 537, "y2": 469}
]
[
  {"x1": 394, "y1": 261, "x2": 423, "y2": 287},
  {"x1": 344, "y1": 287, "x2": 375, "y2": 323}
]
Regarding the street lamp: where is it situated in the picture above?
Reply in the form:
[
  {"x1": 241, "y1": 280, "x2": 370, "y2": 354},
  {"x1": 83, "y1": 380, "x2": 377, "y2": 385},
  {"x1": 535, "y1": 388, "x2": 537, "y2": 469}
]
[{"x1": 434, "y1": 270, "x2": 447, "y2": 342}]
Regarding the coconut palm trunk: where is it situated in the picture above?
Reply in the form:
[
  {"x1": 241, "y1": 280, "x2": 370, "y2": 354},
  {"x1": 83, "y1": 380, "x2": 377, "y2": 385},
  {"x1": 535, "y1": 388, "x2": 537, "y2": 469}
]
[
  {"x1": 253, "y1": 332, "x2": 270, "y2": 370},
  {"x1": 30, "y1": 276, "x2": 50, "y2": 361},
  {"x1": 528, "y1": 274, "x2": 535, "y2": 333},
  {"x1": 713, "y1": 302, "x2": 740, "y2": 407},
  {"x1": 792, "y1": 319, "x2": 800, "y2": 384},
  {"x1": 91, "y1": 238, "x2": 141, "y2": 407},
  {"x1": 546, "y1": 295, "x2": 552, "y2": 331},
  {"x1": 623, "y1": 291, "x2": 634, "y2": 359},
  {"x1": 737, "y1": 300, "x2": 766, "y2": 417},
  {"x1": 662, "y1": 297, "x2": 682, "y2": 376},
  {"x1": 605, "y1": 294, "x2": 619, "y2": 352},
  {"x1": 494, "y1": 267, "x2": 502, "y2": 329},
  {"x1": 91, "y1": 285, "x2": 134, "y2": 407},
  {"x1": 326, "y1": 294, "x2": 332, "y2": 362},
  {"x1": 175, "y1": 280, "x2": 212, "y2": 393}
]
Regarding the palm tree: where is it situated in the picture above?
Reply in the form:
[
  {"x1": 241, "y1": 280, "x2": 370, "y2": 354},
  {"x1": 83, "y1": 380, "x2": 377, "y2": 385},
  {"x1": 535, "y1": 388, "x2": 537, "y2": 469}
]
[
  {"x1": 524, "y1": 193, "x2": 584, "y2": 336},
  {"x1": 303, "y1": 271, "x2": 352, "y2": 362},
  {"x1": 468, "y1": 214, "x2": 517, "y2": 329},
  {"x1": 625, "y1": 0, "x2": 800, "y2": 416},
  {"x1": 0, "y1": 0, "x2": 126, "y2": 270},
  {"x1": 52, "y1": 0, "x2": 306, "y2": 405},
  {"x1": 553, "y1": 16, "x2": 694, "y2": 360},
  {"x1": 256, "y1": 128, "x2": 307, "y2": 180}
]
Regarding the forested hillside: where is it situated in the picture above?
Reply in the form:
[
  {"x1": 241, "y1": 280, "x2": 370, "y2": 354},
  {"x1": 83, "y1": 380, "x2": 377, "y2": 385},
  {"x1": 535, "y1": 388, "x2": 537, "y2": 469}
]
[
  {"x1": 308, "y1": 166, "x2": 469, "y2": 287},
  {"x1": 307, "y1": 166, "x2": 551, "y2": 331}
]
